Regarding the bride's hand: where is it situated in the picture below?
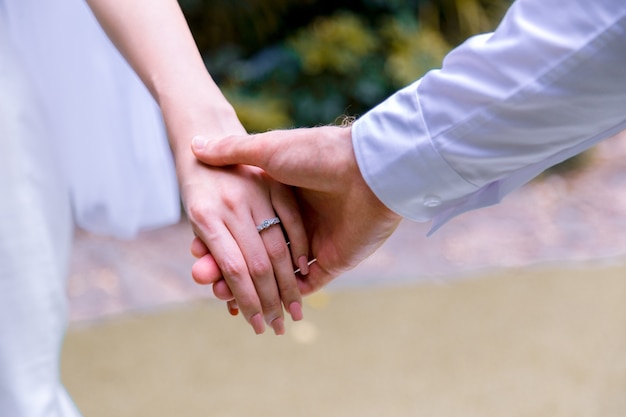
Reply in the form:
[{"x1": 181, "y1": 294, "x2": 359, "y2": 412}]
[
  {"x1": 162, "y1": 95, "x2": 309, "y2": 336},
  {"x1": 86, "y1": 0, "x2": 307, "y2": 335},
  {"x1": 181, "y1": 159, "x2": 309, "y2": 335}
]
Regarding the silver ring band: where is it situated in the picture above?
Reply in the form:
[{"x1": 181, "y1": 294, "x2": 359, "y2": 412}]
[{"x1": 256, "y1": 217, "x2": 281, "y2": 233}]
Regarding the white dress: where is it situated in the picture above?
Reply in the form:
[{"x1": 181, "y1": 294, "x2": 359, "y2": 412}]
[
  {"x1": 1, "y1": 0, "x2": 180, "y2": 239},
  {"x1": 0, "y1": 0, "x2": 180, "y2": 415}
]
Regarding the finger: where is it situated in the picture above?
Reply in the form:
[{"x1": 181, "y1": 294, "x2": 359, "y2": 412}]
[
  {"x1": 212, "y1": 278, "x2": 234, "y2": 300},
  {"x1": 296, "y1": 260, "x2": 333, "y2": 296},
  {"x1": 227, "y1": 300, "x2": 239, "y2": 316},
  {"x1": 192, "y1": 130, "x2": 318, "y2": 188},
  {"x1": 192, "y1": 133, "x2": 276, "y2": 168},
  {"x1": 191, "y1": 254, "x2": 222, "y2": 285},
  {"x1": 193, "y1": 127, "x2": 353, "y2": 192},
  {"x1": 198, "y1": 223, "x2": 266, "y2": 335},
  {"x1": 270, "y1": 182, "x2": 310, "y2": 277},
  {"x1": 257, "y1": 218, "x2": 303, "y2": 323},
  {"x1": 190, "y1": 236, "x2": 209, "y2": 258},
  {"x1": 229, "y1": 217, "x2": 286, "y2": 335}
]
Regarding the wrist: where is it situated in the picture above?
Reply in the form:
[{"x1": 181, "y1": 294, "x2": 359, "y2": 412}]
[
  {"x1": 343, "y1": 125, "x2": 401, "y2": 223},
  {"x1": 159, "y1": 91, "x2": 244, "y2": 193},
  {"x1": 160, "y1": 88, "x2": 242, "y2": 158}
]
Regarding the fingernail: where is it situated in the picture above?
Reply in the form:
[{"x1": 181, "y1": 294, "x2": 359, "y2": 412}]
[
  {"x1": 298, "y1": 256, "x2": 309, "y2": 275},
  {"x1": 191, "y1": 136, "x2": 207, "y2": 151},
  {"x1": 250, "y1": 313, "x2": 265, "y2": 335},
  {"x1": 289, "y1": 301, "x2": 303, "y2": 321},
  {"x1": 270, "y1": 317, "x2": 285, "y2": 336},
  {"x1": 227, "y1": 301, "x2": 239, "y2": 316}
]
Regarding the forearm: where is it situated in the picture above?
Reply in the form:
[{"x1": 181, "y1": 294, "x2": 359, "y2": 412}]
[
  {"x1": 353, "y1": 0, "x2": 626, "y2": 230},
  {"x1": 85, "y1": 0, "x2": 241, "y2": 168},
  {"x1": 86, "y1": 0, "x2": 307, "y2": 334}
]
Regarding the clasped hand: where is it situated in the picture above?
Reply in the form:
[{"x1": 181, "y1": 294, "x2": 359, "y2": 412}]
[{"x1": 189, "y1": 126, "x2": 402, "y2": 335}]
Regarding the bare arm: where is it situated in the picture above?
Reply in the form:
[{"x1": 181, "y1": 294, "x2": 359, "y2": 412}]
[{"x1": 85, "y1": 0, "x2": 309, "y2": 335}]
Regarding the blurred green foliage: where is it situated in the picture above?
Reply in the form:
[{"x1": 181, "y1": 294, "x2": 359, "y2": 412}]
[
  {"x1": 290, "y1": 12, "x2": 379, "y2": 76},
  {"x1": 180, "y1": 0, "x2": 510, "y2": 132}
]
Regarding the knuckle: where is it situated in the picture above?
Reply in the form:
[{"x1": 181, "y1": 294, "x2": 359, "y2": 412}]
[
  {"x1": 186, "y1": 202, "x2": 209, "y2": 226},
  {"x1": 247, "y1": 257, "x2": 272, "y2": 279},
  {"x1": 220, "y1": 193, "x2": 240, "y2": 213},
  {"x1": 187, "y1": 204, "x2": 221, "y2": 236},
  {"x1": 218, "y1": 257, "x2": 247, "y2": 281},
  {"x1": 265, "y1": 239, "x2": 290, "y2": 262},
  {"x1": 237, "y1": 293, "x2": 259, "y2": 313},
  {"x1": 260, "y1": 298, "x2": 282, "y2": 315}
]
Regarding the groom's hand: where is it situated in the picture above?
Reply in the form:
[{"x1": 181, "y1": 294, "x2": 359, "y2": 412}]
[{"x1": 190, "y1": 126, "x2": 402, "y2": 295}]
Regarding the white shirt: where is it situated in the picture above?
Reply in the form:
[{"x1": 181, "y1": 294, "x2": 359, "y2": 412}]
[{"x1": 352, "y1": 0, "x2": 626, "y2": 234}]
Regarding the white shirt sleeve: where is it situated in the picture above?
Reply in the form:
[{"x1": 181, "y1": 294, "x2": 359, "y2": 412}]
[{"x1": 352, "y1": 0, "x2": 626, "y2": 233}]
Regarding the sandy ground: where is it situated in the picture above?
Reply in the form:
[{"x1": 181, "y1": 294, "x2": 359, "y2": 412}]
[
  {"x1": 62, "y1": 133, "x2": 626, "y2": 416},
  {"x1": 63, "y1": 263, "x2": 626, "y2": 417}
]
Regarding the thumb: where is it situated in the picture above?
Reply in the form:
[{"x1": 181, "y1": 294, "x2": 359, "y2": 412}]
[
  {"x1": 191, "y1": 133, "x2": 271, "y2": 169},
  {"x1": 192, "y1": 127, "x2": 347, "y2": 190},
  {"x1": 191, "y1": 130, "x2": 310, "y2": 187}
]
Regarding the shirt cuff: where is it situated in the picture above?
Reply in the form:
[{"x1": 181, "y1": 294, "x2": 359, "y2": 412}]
[{"x1": 351, "y1": 80, "x2": 479, "y2": 223}]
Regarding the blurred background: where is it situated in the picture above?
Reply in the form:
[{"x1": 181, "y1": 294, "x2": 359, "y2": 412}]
[
  {"x1": 62, "y1": 1, "x2": 626, "y2": 416},
  {"x1": 180, "y1": 0, "x2": 510, "y2": 131}
]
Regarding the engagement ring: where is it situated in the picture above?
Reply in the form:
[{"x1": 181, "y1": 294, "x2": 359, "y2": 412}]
[{"x1": 256, "y1": 217, "x2": 281, "y2": 233}]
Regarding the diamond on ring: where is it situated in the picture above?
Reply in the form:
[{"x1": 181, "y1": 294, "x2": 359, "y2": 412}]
[{"x1": 256, "y1": 217, "x2": 281, "y2": 233}]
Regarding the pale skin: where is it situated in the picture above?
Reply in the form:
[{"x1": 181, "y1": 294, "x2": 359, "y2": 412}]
[
  {"x1": 86, "y1": 0, "x2": 311, "y2": 335},
  {"x1": 189, "y1": 126, "x2": 403, "y2": 303}
]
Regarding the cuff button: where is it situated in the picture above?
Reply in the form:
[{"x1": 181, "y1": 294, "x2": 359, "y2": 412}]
[{"x1": 423, "y1": 195, "x2": 442, "y2": 207}]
